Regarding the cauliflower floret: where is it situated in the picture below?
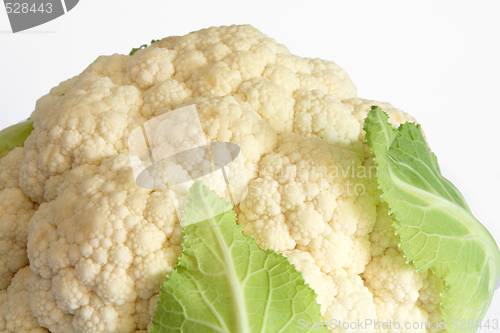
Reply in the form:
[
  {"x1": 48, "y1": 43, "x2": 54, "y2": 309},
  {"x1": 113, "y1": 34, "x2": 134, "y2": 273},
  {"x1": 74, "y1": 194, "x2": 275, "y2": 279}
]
[
  {"x1": 141, "y1": 80, "x2": 193, "y2": 117},
  {"x1": 364, "y1": 204, "x2": 444, "y2": 333},
  {"x1": 0, "y1": 148, "x2": 36, "y2": 289},
  {"x1": 364, "y1": 248, "x2": 426, "y2": 305},
  {"x1": 307, "y1": 58, "x2": 357, "y2": 100},
  {"x1": 187, "y1": 62, "x2": 242, "y2": 97},
  {"x1": 239, "y1": 132, "x2": 376, "y2": 275},
  {"x1": 344, "y1": 98, "x2": 416, "y2": 129},
  {"x1": 188, "y1": 95, "x2": 278, "y2": 164},
  {"x1": 285, "y1": 249, "x2": 378, "y2": 333},
  {"x1": 235, "y1": 78, "x2": 295, "y2": 133},
  {"x1": 26, "y1": 155, "x2": 181, "y2": 332},
  {"x1": 1, "y1": 266, "x2": 49, "y2": 333},
  {"x1": 292, "y1": 89, "x2": 361, "y2": 150},
  {"x1": 125, "y1": 47, "x2": 177, "y2": 90},
  {"x1": 261, "y1": 63, "x2": 301, "y2": 93}
]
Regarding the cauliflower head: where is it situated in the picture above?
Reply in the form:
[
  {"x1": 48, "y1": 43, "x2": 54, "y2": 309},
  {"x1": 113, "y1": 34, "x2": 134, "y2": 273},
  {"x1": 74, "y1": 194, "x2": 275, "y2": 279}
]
[{"x1": 0, "y1": 25, "x2": 443, "y2": 333}]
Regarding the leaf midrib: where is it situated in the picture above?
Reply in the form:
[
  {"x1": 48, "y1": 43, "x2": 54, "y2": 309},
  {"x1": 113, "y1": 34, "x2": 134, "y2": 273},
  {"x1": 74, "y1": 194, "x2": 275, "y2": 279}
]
[
  {"x1": 201, "y1": 195, "x2": 250, "y2": 333},
  {"x1": 389, "y1": 165, "x2": 496, "y2": 249}
]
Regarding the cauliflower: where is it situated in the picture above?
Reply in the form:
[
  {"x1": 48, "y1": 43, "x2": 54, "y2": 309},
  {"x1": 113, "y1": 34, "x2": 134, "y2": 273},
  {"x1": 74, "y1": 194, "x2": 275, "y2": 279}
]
[{"x1": 0, "y1": 25, "x2": 444, "y2": 332}]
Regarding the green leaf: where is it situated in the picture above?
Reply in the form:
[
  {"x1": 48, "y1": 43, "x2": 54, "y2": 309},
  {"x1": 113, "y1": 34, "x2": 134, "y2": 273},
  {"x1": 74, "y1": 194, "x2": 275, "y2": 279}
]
[
  {"x1": 150, "y1": 181, "x2": 326, "y2": 333},
  {"x1": 0, "y1": 118, "x2": 34, "y2": 159},
  {"x1": 129, "y1": 44, "x2": 148, "y2": 56},
  {"x1": 129, "y1": 39, "x2": 160, "y2": 56},
  {"x1": 364, "y1": 106, "x2": 500, "y2": 333}
]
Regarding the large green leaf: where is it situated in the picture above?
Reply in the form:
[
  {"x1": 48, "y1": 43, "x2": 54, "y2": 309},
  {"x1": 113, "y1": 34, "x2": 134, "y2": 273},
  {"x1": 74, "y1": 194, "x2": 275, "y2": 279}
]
[
  {"x1": 150, "y1": 181, "x2": 326, "y2": 333},
  {"x1": 364, "y1": 106, "x2": 500, "y2": 333}
]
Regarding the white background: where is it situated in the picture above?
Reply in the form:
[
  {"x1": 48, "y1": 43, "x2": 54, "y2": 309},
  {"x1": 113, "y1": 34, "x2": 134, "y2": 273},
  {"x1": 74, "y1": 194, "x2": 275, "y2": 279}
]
[{"x1": 1, "y1": 0, "x2": 499, "y2": 329}]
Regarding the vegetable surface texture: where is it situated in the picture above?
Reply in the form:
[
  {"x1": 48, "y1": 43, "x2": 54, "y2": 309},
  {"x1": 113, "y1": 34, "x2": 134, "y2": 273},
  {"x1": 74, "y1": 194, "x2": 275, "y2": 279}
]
[{"x1": 0, "y1": 24, "x2": 497, "y2": 333}]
